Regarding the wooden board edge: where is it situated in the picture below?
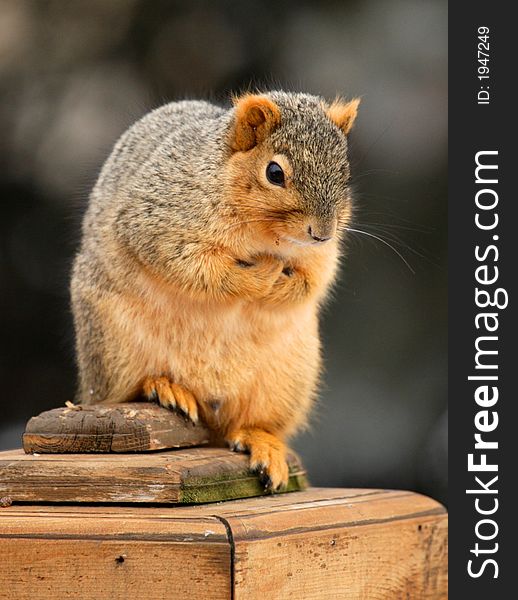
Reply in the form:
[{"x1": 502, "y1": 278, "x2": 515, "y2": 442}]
[
  {"x1": 180, "y1": 470, "x2": 309, "y2": 503},
  {"x1": 22, "y1": 432, "x2": 209, "y2": 454}
]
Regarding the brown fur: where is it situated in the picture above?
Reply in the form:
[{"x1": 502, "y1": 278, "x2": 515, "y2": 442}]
[
  {"x1": 326, "y1": 97, "x2": 361, "y2": 135},
  {"x1": 231, "y1": 94, "x2": 281, "y2": 151},
  {"x1": 71, "y1": 91, "x2": 359, "y2": 490}
]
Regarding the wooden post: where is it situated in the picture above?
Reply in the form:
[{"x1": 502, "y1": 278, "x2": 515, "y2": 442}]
[
  {"x1": 0, "y1": 487, "x2": 447, "y2": 599},
  {"x1": 0, "y1": 403, "x2": 448, "y2": 598}
]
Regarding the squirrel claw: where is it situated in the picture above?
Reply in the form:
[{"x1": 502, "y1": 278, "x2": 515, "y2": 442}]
[
  {"x1": 229, "y1": 440, "x2": 246, "y2": 452},
  {"x1": 263, "y1": 476, "x2": 273, "y2": 491},
  {"x1": 142, "y1": 376, "x2": 199, "y2": 423},
  {"x1": 251, "y1": 463, "x2": 275, "y2": 491},
  {"x1": 226, "y1": 428, "x2": 289, "y2": 492}
]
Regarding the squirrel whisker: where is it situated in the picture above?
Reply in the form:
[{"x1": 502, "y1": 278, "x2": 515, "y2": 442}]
[
  {"x1": 344, "y1": 227, "x2": 415, "y2": 274},
  {"x1": 352, "y1": 221, "x2": 438, "y2": 266}
]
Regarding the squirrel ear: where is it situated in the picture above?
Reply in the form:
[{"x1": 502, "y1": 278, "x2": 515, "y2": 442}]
[
  {"x1": 326, "y1": 98, "x2": 360, "y2": 135},
  {"x1": 230, "y1": 94, "x2": 281, "y2": 151}
]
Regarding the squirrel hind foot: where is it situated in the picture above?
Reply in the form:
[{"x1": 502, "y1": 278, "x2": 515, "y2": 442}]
[
  {"x1": 142, "y1": 376, "x2": 199, "y2": 424},
  {"x1": 226, "y1": 427, "x2": 289, "y2": 492}
]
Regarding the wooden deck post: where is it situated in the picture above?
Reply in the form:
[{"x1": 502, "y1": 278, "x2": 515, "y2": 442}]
[
  {"x1": 0, "y1": 405, "x2": 447, "y2": 598},
  {"x1": 0, "y1": 448, "x2": 447, "y2": 599}
]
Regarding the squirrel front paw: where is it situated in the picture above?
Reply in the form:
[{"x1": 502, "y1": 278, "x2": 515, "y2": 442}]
[
  {"x1": 226, "y1": 427, "x2": 289, "y2": 492},
  {"x1": 269, "y1": 264, "x2": 311, "y2": 305},
  {"x1": 143, "y1": 376, "x2": 199, "y2": 423},
  {"x1": 233, "y1": 253, "x2": 284, "y2": 299}
]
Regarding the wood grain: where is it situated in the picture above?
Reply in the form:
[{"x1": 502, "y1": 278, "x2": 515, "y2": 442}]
[
  {"x1": 23, "y1": 402, "x2": 210, "y2": 453},
  {"x1": 223, "y1": 489, "x2": 448, "y2": 599},
  {"x1": 0, "y1": 447, "x2": 307, "y2": 504},
  {"x1": 0, "y1": 488, "x2": 447, "y2": 599},
  {"x1": 1, "y1": 510, "x2": 230, "y2": 600}
]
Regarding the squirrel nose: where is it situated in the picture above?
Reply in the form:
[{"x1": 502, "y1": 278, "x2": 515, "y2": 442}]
[{"x1": 307, "y1": 224, "x2": 333, "y2": 243}]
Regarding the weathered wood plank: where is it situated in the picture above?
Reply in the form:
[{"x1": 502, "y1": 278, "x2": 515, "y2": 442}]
[
  {"x1": 0, "y1": 488, "x2": 447, "y2": 599},
  {"x1": 23, "y1": 402, "x2": 210, "y2": 453},
  {"x1": 0, "y1": 447, "x2": 307, "y2": 504},
  {"x1": 3, "y1": 536, "x2": 230, "y2": 599},
  {"x1": 224, "y1": 490, "x2": 448, "y2": 599}
]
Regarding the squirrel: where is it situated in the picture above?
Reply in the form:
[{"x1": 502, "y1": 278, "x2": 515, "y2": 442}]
[{"x1": 71, "y1": 91, "x2": 359, "y2": 490}]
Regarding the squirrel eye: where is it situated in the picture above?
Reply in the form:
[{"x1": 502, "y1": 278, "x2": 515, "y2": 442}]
[{"x1": 266, "y1": 161, "x2": 285, "y2": 187}]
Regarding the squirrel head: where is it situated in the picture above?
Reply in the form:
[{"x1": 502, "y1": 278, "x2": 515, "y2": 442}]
[{"x1": 225, "y1": 91, "x2": 359, "y2": 248}]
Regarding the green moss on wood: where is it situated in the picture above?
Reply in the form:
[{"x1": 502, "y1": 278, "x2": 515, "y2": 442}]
[{"x1": 180, "y1": 472, "x2": 308, "y2": 503}]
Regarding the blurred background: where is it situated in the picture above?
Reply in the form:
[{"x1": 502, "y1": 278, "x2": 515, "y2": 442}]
[{"x1": 0, "y1": 0, "x2": 447, "y2": 503}]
